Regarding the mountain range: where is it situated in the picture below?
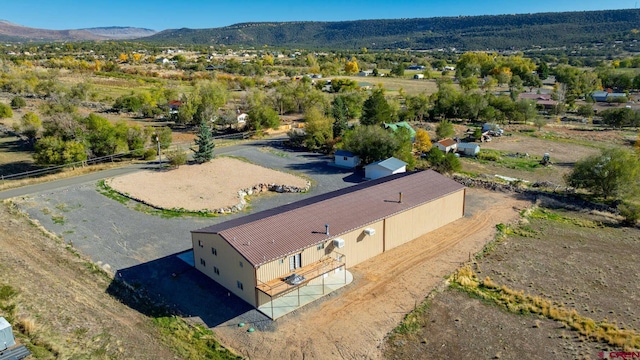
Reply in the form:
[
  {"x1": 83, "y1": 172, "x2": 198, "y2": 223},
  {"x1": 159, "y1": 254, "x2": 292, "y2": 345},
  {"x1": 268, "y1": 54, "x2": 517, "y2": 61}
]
[{"x1": 2, "y1": 8, "x2": 640, "y2": 51}]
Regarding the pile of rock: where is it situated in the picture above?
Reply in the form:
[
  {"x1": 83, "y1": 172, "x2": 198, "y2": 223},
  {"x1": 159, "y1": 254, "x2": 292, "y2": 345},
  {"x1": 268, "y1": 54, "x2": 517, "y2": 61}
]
[{"x1": 210, "y1": 181, "x2": 311, "y2": 215}]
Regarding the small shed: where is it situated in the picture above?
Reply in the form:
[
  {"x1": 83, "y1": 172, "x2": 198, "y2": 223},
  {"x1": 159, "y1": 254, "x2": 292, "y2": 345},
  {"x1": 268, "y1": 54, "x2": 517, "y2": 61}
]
[
  {"x1": 457, "y1": 142, "x2": 480, "y2": 157},
  {"x1": 364, "y1": 157, "x2": 407, "y2": 180},
  {"x1": 435, "y1": 138, "x2": 458, "y2": 154},
  {"x1": 237, "y1": 113, "x2": 248, "y2": 125},
  {"x1": 0, "y1": 317, "x2": 16, "y2": 351},
  {"x1": 334, "y1": 150, "x2": 361, "y2": 169}
]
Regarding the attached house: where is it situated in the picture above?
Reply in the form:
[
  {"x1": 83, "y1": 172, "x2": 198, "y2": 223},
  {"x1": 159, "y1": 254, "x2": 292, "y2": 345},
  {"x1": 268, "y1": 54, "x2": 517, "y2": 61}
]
[
  {"x1": 191, "y1": 170, "x2": 466, "y2": 319},
  {"x1": 517, "y1": 92, "x2": 559, "y2": 109},
  {"x1": 364, "y1": 157, "x2": 407, "y2": 180},
  {"x1": 436, "y1": 138, "x2": 458, "y2": 154},
  {"x1": 334, "y1": 150, "x2": 361, "y2": 169}
]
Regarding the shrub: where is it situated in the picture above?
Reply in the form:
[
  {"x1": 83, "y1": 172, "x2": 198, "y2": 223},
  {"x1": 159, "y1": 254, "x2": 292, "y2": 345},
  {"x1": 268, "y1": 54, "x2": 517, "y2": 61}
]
[
  {"x1": 0, "y1": 103, "x2": 13, "y2": 119},
  {"x1": 477, "y1": 150, "x2": 501, "y2": 161},
  {"x1": 166, "y1": 147, "x2": 188, "y2": 168},
  {"x1": 618, "y1": 202, "x2": 640, "y2": 226},
  {"x1": 143, "y1": 148, "x2": 157, "y2": 160},
  {"x1": 10, "y1": 96, "x2": 26, "y2": 109}
]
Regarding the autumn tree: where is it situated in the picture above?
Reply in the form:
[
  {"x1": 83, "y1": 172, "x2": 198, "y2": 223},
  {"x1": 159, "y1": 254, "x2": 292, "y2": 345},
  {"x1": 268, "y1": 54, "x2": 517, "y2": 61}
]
[
  {"x1": 344, "y1": 57, "x2": 359, "y2": 74},
  {"x1": 414, "y1": 128, "x2": 432, "y2": 154}
]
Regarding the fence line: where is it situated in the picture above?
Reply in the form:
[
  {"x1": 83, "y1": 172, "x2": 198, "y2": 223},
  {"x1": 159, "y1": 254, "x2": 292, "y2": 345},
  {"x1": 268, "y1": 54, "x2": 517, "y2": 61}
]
[{"x1": 0, "y1": 131, "x2": 256, "y2": 182}]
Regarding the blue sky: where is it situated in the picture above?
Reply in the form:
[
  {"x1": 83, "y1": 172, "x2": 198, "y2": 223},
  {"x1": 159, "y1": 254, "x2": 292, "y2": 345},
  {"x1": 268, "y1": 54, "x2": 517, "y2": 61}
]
[{"x1": 2, "y1": 0, "x2": 638, "y2": 31}]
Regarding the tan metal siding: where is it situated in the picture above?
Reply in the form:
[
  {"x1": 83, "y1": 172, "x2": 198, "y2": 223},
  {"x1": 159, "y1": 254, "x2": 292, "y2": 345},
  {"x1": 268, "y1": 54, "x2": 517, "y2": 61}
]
[
  {"x1": 192, "y1": 233, "x2": 257, "y2": 307},
  {"x1": 384, "y1": 190, "x2": 465, "y2": 250},
  {"x1": 256, "y1": 242, "x2": 327, "y2": 283},
  {"x1": 332, "y1": 220, "x2": 385, "y2": 267}
]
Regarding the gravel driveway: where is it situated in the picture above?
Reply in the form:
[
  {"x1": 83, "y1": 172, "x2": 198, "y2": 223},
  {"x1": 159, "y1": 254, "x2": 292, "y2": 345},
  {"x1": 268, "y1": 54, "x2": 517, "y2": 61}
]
[{"x1": 15, "y1": 141, "x2": 362, "y2": 271}]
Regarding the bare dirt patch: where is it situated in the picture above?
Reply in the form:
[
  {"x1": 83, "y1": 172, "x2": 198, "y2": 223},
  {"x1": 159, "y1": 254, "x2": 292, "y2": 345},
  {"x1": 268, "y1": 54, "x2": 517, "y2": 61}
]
[
  {"x1": 107, "y1": 157, "x2": 309, "y2": 212},
  {"x1": 384, "y1": 206, "x2": 640, "y2": 358},
  {"x1": 213, "y1": 188, "x2": 530, "y2": 359}
]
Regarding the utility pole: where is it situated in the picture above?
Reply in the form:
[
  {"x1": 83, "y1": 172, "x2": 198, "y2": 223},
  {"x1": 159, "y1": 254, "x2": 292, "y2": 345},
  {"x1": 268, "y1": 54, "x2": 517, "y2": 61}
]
[{"x1": 155, "y1": 133, "x2": 162, "y2": 168}]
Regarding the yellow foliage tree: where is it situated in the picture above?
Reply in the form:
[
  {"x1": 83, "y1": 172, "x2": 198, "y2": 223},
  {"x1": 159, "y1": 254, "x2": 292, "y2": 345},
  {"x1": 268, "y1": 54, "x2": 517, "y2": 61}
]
[
  {"x1": 262, "y1": 54, "x2": 274, "y2": 66},
  {"x1": 414, "y1": 128, "x2": 432, "y2": 154},
  {"x1": 344, "y1": 57, "x2": 359, "y2": 74},
  {"x1": 132, "y1": 53, "x2": 143, "y2": 62},
  {"x1": 118, "y1": 53, "x2": 129, "y2": 63}
]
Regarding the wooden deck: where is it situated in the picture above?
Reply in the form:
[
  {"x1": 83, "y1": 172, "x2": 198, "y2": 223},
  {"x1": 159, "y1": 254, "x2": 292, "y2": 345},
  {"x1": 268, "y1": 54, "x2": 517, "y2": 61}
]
[{"x1": 256, "y1": 256, "x2": 344, "y2": 297}]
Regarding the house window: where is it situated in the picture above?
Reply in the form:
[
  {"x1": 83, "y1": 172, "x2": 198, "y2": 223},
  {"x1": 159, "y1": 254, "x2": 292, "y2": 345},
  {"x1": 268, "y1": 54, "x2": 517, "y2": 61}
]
[
  {"x1": 239, "y1": 261, "x2": 243, "y2": 268},
  {"x1": 237, "y1": 281, "x2": 243, "y2": 290},
  {"x1": 198, "y1": 240, "x2": 203, "y2": 248},
  {"x1": 343, "y1": 156, "x2": 348, "y2": 161},
  {"x1": 214, "y1": 266, "x2": 220, "y2": 275},
  {"x1": 211, "y1": 247, "x2": 217, "y2": 256},
  {"x1": 200, "y1": 258, "x2": 206, "y2": 266},
  {"x1": 279, "y1": 258, "x2": 284, "y2": 265},
  {"x1": 317, "y1": 243, "x2": 325, "y2": 250}
]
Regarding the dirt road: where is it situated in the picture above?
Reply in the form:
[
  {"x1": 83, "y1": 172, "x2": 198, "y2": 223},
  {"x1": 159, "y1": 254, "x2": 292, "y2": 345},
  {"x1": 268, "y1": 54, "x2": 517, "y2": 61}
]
[{"x1": 214, "y1": 188, "x2": 530, "y2": 359}]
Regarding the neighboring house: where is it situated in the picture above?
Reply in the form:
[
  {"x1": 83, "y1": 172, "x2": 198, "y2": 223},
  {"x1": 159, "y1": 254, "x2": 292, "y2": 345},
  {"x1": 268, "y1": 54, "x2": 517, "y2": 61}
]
[
  {"x1": 364, "y1": 157, "x2": 407, "y2": 180},
  {"x1": 407, "y1": 65, "x2": 426, "y2": 70},
  {"x1": 167, "y1": 100, "x2": 183, "y2": 115},
  {"x1": 191, "y1": 170, "x2": 466, "y2": 319},
  {"x1": 358, "y1": 70, "x2": 373, "y2": 77},
  {"x1": 518, "y1": 92, "x2": 559, "y2": 109},
  {"x1": 155, "y1": 57, "x2": 170, "y2": 65},
  {"x1": 383, "y1": 121, "x2": 416, "y2": 141},
  {"x1": 237, "y1": 113, "x2": 248, "y2": 125},
  {"x1": 591, "y1": 90, "x2": 628, "y2": 102},
  {"x1": 334, "y1": 150, "x2": 361, "y2": 169},
  {"x1": 435, "y1": 138, "x2": 458, "y2": 154}
]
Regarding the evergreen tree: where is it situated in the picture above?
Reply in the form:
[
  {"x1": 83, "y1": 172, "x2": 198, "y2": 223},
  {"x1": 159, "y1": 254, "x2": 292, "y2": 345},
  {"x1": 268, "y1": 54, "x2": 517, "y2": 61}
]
[
  {"x1": 361, "y1": 88, "x2": 393, "y2": 126},
  {"x1": 332, "y1": 96, "x2": 349, "y2": 138},
  {"x1": 192, "y1": 119, "x2": 215, "y2": 163}
]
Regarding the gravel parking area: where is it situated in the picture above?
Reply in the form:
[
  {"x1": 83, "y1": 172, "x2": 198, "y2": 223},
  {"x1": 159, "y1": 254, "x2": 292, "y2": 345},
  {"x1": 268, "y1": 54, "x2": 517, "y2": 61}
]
[{"x1": 13, "y1": 142, "x2": 361, "y2": 271}]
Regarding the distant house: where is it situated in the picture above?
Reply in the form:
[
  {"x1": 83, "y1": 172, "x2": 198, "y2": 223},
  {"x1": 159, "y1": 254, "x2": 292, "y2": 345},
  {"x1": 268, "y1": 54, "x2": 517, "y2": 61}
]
[
  {"x1": 364, "y1": 157, "x2": 407, "y2": 180},
  {"x1": 358, "y1": 70, "x2": 373, "y2": 77},
  {"x1": 155, "y1": 57, "x2": 170, "y2": 65},
  {"x1": 591, "y1": 90, "x2": 628, "y2": 103},
  {"x1": 407, "y1": 65, "x2": 426, "y2": 71},
  {"x1": 518, "y1": 92, "x2": 558, "y2": 109},
  {"x1": 383, "y1": 122, "x2": 416, "y2": 141},
  {"x1": 443, "y1": 66, "x2": 456, "y2": 71},
  {"x1": 435, "y1": 138, "x2": 458, "y2": 154},
  {"x1": 334, "y1": 150, "x2": 361, "y2": 169},
  {"x1": 167, "y1": 100, "x2": 183, "y2": 115}
]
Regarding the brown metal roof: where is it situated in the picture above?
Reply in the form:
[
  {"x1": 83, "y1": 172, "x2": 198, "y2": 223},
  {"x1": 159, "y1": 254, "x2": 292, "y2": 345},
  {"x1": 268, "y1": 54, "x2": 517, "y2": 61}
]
[
  {"x1": 192, "y1": 170, "x2": 465, "y2": 267},
  {"x1": 437, "y1": 138, "x2": 457, "y2": 147}
]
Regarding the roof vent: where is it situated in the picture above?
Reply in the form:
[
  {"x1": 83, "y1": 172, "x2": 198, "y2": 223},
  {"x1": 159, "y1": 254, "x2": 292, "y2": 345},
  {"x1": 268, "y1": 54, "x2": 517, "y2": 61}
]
[
  {"x1": 325, "y1": 224, "x2": 330, "y2": 236},
  {"x1": 399, "y1": 192, "x2": 403, "y2": 203}
]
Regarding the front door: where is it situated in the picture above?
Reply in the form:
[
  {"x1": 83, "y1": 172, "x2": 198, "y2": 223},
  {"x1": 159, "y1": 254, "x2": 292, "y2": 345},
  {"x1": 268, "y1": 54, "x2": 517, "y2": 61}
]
[{"x1": 289, "y1": 253, "x2": 302, "y2": 271}]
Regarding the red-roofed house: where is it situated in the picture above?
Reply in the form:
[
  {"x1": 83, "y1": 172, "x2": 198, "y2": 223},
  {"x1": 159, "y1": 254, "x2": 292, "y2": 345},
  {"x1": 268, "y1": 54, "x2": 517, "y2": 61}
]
[
  {"x1": 435, "y1": 138, "x2": 458, "y2": 153},
  {"x1": 191, "y1": 170, "x2": 466, "y2": 318}
]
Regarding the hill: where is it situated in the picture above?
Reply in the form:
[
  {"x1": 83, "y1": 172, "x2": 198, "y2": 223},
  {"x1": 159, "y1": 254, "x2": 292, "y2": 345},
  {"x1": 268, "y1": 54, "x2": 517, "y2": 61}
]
[
  {"x1": 0, "y1": 20, "x2": 155, "y2": 41},
  {"x1": 144, "y1": 9, "x2": 640, "y2": 50},
  {"x1": 81, "y1": 26, "x2": 157, "y2": 39}
]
